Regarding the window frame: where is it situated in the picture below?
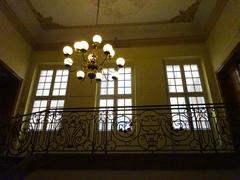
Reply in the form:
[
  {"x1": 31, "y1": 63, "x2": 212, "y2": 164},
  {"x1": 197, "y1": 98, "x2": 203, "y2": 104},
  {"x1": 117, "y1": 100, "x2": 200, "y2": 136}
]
[
  {"x1": 163, "y1": 59, "x2": 210, "y2": 130},
  {"x1": 96, "y1": 65, "x2": 135, "y2": 132},
  {"x1": 28, "y1": 65, "x2": 70, "y2": 131}
]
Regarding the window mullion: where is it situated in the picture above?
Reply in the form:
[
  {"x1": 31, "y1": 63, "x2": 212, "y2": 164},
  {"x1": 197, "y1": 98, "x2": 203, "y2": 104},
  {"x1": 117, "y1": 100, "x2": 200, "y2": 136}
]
[
  {"x1": 180, "y1": 64, "x2": 189, "y2": 104},
  {"x1": 47, "y1": 70, "x2": 56, "y2": 108}
]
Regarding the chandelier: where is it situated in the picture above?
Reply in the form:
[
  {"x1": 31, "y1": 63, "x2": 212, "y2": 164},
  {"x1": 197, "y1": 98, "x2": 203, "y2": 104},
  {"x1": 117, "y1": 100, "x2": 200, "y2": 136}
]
[
  {"x1": 63, "y1": 35, "x2": 125, "y2": 81},
  {"x1": 62, "y1": 0, "x2": 125, "y2": 82}
]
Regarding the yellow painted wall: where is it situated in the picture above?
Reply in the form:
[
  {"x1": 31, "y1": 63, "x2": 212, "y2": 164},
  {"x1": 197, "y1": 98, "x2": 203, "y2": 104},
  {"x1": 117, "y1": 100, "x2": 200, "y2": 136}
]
[
  {"x1": 21, "y1": 43, "x2": 220, "y2": 114},
  {"x1": 0, "y1": 10, "x2": 32, "y2": 79},
  {"x1": 207, "y1": 0, "x2": 240, "y2": 72},
  {"x1": 0, "y1": 10, "x2": 33, "y2": 115}
]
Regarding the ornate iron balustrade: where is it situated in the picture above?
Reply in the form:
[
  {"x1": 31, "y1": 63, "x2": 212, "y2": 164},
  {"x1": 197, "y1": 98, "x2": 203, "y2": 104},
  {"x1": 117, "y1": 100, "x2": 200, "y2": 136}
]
[{"x1": 3, "y1": 103, "x2": 240, "y2": 156}]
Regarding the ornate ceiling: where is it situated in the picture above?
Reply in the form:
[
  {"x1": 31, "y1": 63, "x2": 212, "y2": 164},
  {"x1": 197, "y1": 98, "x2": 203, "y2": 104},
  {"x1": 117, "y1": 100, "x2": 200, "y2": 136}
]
[{"x1": 0, "y1": 0, "x2": 228, "y2": 49}]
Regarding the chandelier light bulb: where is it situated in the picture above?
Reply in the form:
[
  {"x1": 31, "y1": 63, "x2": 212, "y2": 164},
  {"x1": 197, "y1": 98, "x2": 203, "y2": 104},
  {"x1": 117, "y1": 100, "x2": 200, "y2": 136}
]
[
  {"x1": 88, "y1": 54, "x2": 94, "y2": 61},
  {"x1": 93, "y1": 34, "x2": 102, "y2": 44},
  {"x1": 109, "y1": 49, "x2": 115, "y2": 58},
  {"x1": 116, "y1": 57, "x2": 125, "y2": 67},
  {"x1": 76, "y1": 70, "x2": 85, "y2": 80},
  {"x1": 96, "y1": 72, "x2": 103, "y2": 81},
  {"x1": 74, "y1": 41, "x2": 89, "y2": 52},
  {"x1": 64, "y1": 57, "x2": 73, "y2": 67},
  {"x1": 63, "y1": 46, "x2": 73, "y2": 56},
  {"x1": 103, "y1": 44, "x2": 113, "y2": 54},
  {"x1": 112, "y1": 71, "x2": 119, "y2": 80}
]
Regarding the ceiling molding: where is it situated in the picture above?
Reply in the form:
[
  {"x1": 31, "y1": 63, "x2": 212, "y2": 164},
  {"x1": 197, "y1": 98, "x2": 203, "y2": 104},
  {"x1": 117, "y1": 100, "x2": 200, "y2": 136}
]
[
  {"x1": 203, "y1": 0, "x2": 229, "y2": 35},
  {"x1": 35, "y1": 35, "x2": 206, "y2": 51},
  {"x1": 170, "y1": 0, "x2": 201, "y2": 23},
  {"x1": 0, "y1": 0, "x2": 36, "y2": 48},
  {"x1": 27, "y1": 0, "x2": 201, "y2": 30},
  {"x1": 0, "y1": 0, "x2": 226, "y2": 50}
]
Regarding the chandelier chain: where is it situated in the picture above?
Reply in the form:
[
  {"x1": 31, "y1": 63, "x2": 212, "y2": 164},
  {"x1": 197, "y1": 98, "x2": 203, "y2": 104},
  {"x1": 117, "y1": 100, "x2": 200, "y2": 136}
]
[{"x1": 96, "y1": 0, "x2": 101, "y2": 26}]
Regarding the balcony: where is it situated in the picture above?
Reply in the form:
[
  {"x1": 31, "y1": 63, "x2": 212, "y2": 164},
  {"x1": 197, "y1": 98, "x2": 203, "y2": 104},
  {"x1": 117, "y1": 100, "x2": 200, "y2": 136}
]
[{"x1": 3, "y1": 103, "x2": 240, "y2": 156}]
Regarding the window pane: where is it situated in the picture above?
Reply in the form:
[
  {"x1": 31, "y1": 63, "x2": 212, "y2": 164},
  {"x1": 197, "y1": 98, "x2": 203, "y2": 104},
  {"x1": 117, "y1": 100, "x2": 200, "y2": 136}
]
[
  {"x1": 99, "y1": 99, "x2": 114, "y2": 131},
  {"x1": 108, "y1": 88, "x2": 114, "y2": 95},
  {"x1": 176, "y1": 86, "x2": 183, "y2": 92},
  {"x1": 175, "y1": 79, "x2": 182, "y2": 85},
  {"x1": 101, "y1": 88, "x2": 107, "y2": 95},
  {"x1": 41, "y1": 70, "x2": 47, "y2": 76},
  {"x1": 191, "y1": 65, "x2": 198, "y2": 71},
  {"x1": 43, "y1": 90, "x2": 50, "y2": 96},
  {"x1": 173, "y1": 65, "x2": 180, "y2": 71},
  {"x1": 31, "y1": 100, "x2": 48, "y2": 130},
  {"x1": 125, "y1": 88, "x2": 132, "y2": 94},
  {"x1": 167, "y1": 72, "x2": 174, "y2": 78},
  {"x1": 36, "y1": 70, "x2": 53, "y2": 96},
  {"x1": 46, "y1": 77, "x2": 52, "y2": 82},
  {"x1": 170, "y1": 97, "x2": 189, "y2": 129},
  {"x1": 166, "y1": 65, "x2": 183, "y2": 94},
  {"x1": 47, "y1": 100, "x2": 65, "y2": 131},
  {"x1": 189, "y1": 97, "x2": 209, "y2": 130},
  {"x1": 118, "y1": 88, "x2": 124, "y2": 94},
  {"x1": 52, "y1": 70, "x2": 69, "y2": 96},
  {"x1": 169, "y1": 86, "x2": 176, "y2": 93},
  {"x1": 118, "y1": 81, "x2": 124, "y2": 87},
  {"x1": 184, "y1": 65, "x2": 203, "y2": 93},
  {"x1": 117, "y1": 99, "x2": 132, "y2": 131},
  {"x1": 166, "y1": 65, "x2": 173, "y2": 71}
]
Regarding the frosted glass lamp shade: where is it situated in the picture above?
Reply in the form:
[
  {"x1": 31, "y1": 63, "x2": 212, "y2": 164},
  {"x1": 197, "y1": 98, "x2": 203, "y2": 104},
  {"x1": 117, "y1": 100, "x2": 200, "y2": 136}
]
[
  {"x1": 116, "y1": 57, "x2": 125, "y2": 67},
  {"x1": 112, "y1": 71, "x2": 119, "y2": 80},
  {"x1": 64, "y1": 58, "x2": 73, "y2": 67},
  {"x1": 103, "y1": 44, "x2": 113, "y2": 54},
  {"x1": 96, "y1": 72, "x2": 103, "y2": 81},
  {"x1": 109, "y1": 49, "x2": 115, "y2": 58},
  {"x1": 76, "y1": 70, "x2": 85, "y2": 80},
  {"x1": 93, "y1": 35, "x2": 102, "y2": 44},
  {"x1": 74, "y1": 41, "x2": 89, "y2": 52},
  {"x1": 63, "y1": 46, "x2": 73, "y2": 56}
]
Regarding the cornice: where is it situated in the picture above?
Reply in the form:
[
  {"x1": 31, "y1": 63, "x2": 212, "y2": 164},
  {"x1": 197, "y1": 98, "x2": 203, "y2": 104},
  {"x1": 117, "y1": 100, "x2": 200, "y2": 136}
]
[{"x1": 35, "y1": 35, "x2": 206, "y2": 51}]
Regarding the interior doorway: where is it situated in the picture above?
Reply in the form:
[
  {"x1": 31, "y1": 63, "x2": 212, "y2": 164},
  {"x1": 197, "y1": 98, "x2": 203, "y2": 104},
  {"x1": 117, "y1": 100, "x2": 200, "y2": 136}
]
[
  {"x1": 217, "y1": 43, "x2": 240, "y2": 151},
  {"x1": 217, "y1": 44, "x2": 240, "y2": 103},
  {"x1": 0, "y1": 59, "x2": 22, "y2": 152}
]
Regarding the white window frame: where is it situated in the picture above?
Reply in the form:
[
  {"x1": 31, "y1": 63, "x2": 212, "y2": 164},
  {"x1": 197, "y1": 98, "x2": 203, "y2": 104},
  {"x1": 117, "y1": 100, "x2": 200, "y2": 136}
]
[
  {"x1": 164, "y1": 59, "x2": 210, "y2": 130},
  {"x1": 29, "y1": 66, "x2": 70, "y2": 131},
  {"x1": 97, "y1": 66, "x2": 134, "y2": 132}
]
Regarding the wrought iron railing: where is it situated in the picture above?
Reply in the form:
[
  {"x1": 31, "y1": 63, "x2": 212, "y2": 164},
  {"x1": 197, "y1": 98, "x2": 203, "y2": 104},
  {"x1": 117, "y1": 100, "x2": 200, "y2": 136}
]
[{"x1": 3, "y1": 103, "x2": 240, "y2": 156}]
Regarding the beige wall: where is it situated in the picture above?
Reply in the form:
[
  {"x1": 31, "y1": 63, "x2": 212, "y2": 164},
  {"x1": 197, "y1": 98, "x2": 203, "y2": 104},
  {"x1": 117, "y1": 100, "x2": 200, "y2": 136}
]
[
  {"x1": 207, "y1": 0, "x2": 240, "y2": 72},
  {"x1": 0, "y1": 9, "x2": 33, "y2": 115},
  {"x1": 21, "y1": 43, "x2": 220, "y2": 113},
  {"x1": 0, "y1": 10, "x2": 32, "y2": 79}
]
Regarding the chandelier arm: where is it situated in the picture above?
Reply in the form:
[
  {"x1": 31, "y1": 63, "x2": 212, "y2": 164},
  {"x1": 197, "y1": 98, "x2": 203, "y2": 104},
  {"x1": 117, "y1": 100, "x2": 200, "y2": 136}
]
[
  {"x1": 81, "y1": 53, "x2": 87, "y2": 63},
  {"x1": 68, "y1": 67, "x2": 77, "y2": 73},
  {"x1": 98, "y1": 55, "x2": 109, "y2": 67},
  {"x1": 96, "y1": 0, "x2": 100, "y2": 26}
]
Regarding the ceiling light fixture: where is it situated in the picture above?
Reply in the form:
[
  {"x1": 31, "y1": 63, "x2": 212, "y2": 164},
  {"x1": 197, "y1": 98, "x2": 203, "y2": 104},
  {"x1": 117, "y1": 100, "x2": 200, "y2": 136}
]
[{"x1": 62, "y1": 0, "x2": 125, "y2": 81}]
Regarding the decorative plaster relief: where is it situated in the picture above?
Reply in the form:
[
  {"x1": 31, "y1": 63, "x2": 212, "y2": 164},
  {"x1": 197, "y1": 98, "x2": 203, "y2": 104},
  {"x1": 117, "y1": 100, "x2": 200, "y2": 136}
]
[{"x1": 26, "y1": 0, "x2": 201, "y2": 30}]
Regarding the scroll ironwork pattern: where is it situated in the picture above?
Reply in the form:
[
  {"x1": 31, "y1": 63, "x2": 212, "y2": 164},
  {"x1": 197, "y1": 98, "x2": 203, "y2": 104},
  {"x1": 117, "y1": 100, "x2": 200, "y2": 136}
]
[{"x1": 4, "y1": 104, "x2": 238, "y2": 156}]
